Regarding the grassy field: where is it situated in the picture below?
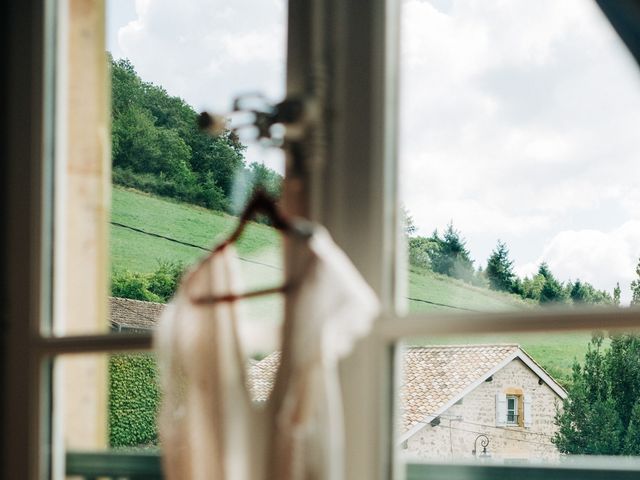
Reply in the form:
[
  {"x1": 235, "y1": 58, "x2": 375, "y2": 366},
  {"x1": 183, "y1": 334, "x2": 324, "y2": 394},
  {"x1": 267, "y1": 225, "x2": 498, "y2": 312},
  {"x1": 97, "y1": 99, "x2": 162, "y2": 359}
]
[{"x1": 110, "y1": 186, "x2": 593, "y2": 383}]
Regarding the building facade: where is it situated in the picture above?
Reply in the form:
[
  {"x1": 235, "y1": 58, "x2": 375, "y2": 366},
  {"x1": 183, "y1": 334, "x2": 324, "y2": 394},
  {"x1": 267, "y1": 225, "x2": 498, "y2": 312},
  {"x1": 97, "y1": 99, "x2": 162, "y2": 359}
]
[{"x1": 400, "y1": 345, "x2": 567, "y2": 462}]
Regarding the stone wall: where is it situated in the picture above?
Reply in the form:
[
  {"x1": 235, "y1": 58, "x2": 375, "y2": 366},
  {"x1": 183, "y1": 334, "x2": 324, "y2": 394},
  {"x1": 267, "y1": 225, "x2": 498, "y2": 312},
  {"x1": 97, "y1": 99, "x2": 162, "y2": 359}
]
[{"x1": 404, "y1": 359, "x2": 562, "y2": 462}]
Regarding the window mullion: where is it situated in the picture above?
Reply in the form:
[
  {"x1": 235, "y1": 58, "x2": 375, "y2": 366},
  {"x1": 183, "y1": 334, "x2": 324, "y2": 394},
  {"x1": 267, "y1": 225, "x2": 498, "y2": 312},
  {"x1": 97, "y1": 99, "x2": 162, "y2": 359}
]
[
  {"x1": 37, "y1": 333, "x2": 153, "y2": 356},
  {"x1": 376, "y1": 309, "x2": 640, "y2": 342},
  {"x1": 287, "y1": 1, "x2": 400, "y2": 479},
  {"x1": 2, "y1": 1, "x2": 51, "y2": 478}
]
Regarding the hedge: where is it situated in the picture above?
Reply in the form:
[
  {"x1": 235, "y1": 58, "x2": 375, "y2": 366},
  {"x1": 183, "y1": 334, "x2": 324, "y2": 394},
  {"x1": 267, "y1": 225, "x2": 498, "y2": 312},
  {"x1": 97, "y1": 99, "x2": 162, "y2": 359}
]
[{"x1": 109, "y1": 353, "x2": 161, "y2": 448}]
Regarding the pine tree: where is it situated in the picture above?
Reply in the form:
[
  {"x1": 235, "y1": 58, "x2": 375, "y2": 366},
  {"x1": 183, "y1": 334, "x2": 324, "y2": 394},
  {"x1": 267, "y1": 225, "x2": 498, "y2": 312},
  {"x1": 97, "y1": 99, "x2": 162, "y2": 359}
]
[
  {"x1": 429, "y1": 223, "x2": 475, "y2": 282},
  {"x1": 631, "y1": 258, "x2": 640, "y2": 307},
  {"x1": 614, "y1": 282, "x2": 621, "y2": 307},
  {"x1": 485, "y1": 240, "x2": 516, "y2": 292},
  {"x1": 538, "y1": 263, "x2": 567, "y2": 304},
  {"x1": 402, "y1": 206, "x2": 417, "y2": 237}
]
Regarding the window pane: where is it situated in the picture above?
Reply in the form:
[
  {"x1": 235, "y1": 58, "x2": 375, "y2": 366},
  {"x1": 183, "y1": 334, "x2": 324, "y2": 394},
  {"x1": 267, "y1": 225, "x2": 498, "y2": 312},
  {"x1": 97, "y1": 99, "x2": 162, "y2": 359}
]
[
  {"x1": 55, "y1": 352, "x2": 161, "y2": 478},
  {"x1": 106, "y1": 0, "x2": 288, "y2": 341},
  {"x1": 54, "y1": 0, "x2": 288, "y2": 336},
  {"x1": 393, "y1": 329, "x2": 640, "y2": 468},
  {"x1": 399, "y1": 0, "x2": 640, "y2": 316}
]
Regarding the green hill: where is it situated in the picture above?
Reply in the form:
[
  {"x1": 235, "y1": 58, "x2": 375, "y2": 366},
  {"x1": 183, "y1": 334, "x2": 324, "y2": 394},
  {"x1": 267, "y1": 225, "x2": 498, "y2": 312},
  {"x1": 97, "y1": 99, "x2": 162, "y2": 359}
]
[{"x1": 110, "y1": 186, "x2": 590, "y2": 382}]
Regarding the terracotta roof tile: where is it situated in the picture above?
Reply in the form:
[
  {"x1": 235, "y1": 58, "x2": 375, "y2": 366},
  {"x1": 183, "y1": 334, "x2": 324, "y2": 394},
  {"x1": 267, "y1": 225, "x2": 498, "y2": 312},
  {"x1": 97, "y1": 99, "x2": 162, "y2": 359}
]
[
  {"x1": 109, "y1": 297, "x2": 164, "y2": 332},
  {"x1": 400, "y1": 344, "x2": 519, "y2": 432},
  {"x1": 247, "y1": 352, "x2": 281, "y2": 403},
  {"x1": 247, "y1": 344, "x2": 520, "y2": 433}
]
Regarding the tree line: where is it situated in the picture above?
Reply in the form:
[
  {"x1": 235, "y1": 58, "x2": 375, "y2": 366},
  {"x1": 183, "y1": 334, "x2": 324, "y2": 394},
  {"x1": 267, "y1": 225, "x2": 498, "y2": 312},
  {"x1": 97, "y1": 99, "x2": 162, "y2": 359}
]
[
  {"x1": 110, "y1": 55, "x2": 281, "y2": 212},
  {"x1": 406, "y1": 214, "x2": 617, "y2": 307}
]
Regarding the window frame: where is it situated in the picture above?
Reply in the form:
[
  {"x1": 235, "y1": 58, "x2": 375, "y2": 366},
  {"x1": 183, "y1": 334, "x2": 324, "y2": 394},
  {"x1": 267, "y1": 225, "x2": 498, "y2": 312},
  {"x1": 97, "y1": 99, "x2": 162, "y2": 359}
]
[
  {"x1": 4, "y1": 1, "x2": 640, "y2": 480},
  {"x1": 506, "y1": 395, "x2": 518, "y2": 426}
]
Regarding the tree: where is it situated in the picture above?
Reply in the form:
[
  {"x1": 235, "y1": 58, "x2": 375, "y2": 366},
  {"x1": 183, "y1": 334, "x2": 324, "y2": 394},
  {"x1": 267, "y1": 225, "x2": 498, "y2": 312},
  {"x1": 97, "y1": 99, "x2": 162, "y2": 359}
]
[
  {"x1": 568, "y1": 279, "x2": 612, "y2": 306},
  {"x1": 402, "y1": 206, "x2": 417, "y2": 237},
  {"x1": 429, "y1": 223, "x2": 475, "y2": 282},
  {"x1": 614, "y1": 282, "x2": 622, "y2": 307},
  {"x1": 521, "y1": 274, "x2": 546, "y2": 302},
  {"x1": 537, "y1": 263, "x2": 567, "y2": 304},
  {"x1": 485, "y1": 240, "x2": 516, "y2": 292},
  {"x1": 408, "y1": 236, "x2": 438, "y2": 269},
  {"x1": 554, "y1": 333, "x2": 640, "y2": 455},
  {"x1": 109, "y1": 55, "x2": 284, "y2": 212},
  {"x1": 631, "y1": 257, "x2": 640, "y2": 307},
  {"x1": 623, "y1": 401, "x2": 640, "y2": 454}
]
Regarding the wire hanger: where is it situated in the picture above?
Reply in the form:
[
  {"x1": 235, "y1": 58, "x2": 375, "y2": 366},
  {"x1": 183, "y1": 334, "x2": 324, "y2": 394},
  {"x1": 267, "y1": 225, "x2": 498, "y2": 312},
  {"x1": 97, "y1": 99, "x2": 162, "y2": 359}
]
[{"x1": 189, "y1": 188, "x2": 294, "y2": 305}]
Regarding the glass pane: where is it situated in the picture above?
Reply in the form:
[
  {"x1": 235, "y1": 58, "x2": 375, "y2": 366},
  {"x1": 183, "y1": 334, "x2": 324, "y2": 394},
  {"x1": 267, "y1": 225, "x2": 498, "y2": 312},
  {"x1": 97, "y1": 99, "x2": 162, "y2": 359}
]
[
  {"x1": 56, "y1": 352, "x2": 162, "y2": 478},
  {"x1": 105, "y1": 0, "x2": 288, "y2": 345},
  {"x1": 54, "y1": 0, "x2": 288, "y2": 336},
  {"x1": 400, "y1": 0, "x2": 640, "y2": 316},
  {"x1": 393, "y1": 329, "x2": 640, "y2": 468},
  {"x1": 57, "y1": 343, "x2": 281, "y2": 478}
]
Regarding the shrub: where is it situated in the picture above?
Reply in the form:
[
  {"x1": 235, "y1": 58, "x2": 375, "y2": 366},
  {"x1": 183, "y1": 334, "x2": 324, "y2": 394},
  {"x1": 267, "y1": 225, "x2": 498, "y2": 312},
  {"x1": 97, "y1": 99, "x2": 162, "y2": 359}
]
[{"x1": 109, "y1": 353, "x2": 161, "y2": 448}]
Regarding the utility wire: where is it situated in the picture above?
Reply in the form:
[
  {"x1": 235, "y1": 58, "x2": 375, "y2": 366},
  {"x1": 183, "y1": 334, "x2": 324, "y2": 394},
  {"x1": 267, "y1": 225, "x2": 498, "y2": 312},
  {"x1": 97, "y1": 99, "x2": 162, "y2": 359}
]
[
  {"x1": 410, "y1": 412, "x2": 555, "y2": 440},
  {"x1": 111, "y1": 220, "x2": 479, "y2": 313},
  {"x1": 110, "y1": 221, "x2": 283, "y2": 271},
  {"x1": 443, "y1": 424, "x2": 554, "y2": 447},
  {"x1": 407, "y1": 296, "x2": 478, "y2": 312}
]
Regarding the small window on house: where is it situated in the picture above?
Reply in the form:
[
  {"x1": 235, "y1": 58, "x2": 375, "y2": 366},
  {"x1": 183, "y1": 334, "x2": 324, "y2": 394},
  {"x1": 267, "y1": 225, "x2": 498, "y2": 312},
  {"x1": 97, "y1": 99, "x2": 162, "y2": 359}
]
[{"x1": 506, "y1": 395, "x2": 519, "y2": 425}]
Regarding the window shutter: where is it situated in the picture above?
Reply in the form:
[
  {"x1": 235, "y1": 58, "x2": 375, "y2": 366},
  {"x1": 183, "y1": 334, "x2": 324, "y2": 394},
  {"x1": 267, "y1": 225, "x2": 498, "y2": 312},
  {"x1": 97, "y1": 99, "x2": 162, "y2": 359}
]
[
  {"x1": 496, "y1": 393, "x2": 507, "y2": 426},
  {"x1": 524, "y1": 394, "x2": 533, "y2": 428}
]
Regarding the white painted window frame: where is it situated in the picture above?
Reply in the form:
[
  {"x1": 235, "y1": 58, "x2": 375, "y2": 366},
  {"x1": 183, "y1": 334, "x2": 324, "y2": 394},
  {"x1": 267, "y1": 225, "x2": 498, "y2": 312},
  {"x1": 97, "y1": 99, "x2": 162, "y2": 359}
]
[
  {"x1": 4, "y1": 1, "x2": 640, "y2": 480},
  {"x1": 506, "y1": 395, "x2": 518, "y2": 425}
]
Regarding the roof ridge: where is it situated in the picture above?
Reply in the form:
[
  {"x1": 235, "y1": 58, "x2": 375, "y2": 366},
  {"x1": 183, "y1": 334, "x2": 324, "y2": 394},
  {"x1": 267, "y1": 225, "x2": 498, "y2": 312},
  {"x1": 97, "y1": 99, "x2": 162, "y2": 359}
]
[
  {"x1": 404, "y1": 343, "x2": 519, "y2": 349},
  {"x1": 110, "y1": 296, "x2": 165, "y2": 307}
]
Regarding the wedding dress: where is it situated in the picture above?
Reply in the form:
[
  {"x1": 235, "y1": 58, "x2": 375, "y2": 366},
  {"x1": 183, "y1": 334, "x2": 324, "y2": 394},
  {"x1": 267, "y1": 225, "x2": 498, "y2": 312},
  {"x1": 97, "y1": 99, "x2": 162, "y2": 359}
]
[{"x1": 155, "y1": 223, "x2": 379, "y2": 480}]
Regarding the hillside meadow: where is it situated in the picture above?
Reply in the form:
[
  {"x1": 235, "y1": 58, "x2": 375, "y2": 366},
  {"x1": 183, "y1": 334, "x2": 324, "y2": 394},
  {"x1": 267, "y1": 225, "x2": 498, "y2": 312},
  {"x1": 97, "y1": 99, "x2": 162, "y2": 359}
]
[{"x1": 111, "y1": 186, "x2": 594, "y2": 383}]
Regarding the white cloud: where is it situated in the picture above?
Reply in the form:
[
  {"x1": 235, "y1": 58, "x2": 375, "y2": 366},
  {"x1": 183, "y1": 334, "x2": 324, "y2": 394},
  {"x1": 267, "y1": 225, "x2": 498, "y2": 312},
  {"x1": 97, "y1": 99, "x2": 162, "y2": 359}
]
[
  {"x1": 400, "y1": 0, "x2": 640, "y2": 288},
  {"x1": 110, "y1": 0, "x2": 287, "y2": 172},
  {"x1": 115, "y1": 0, "x2": 287, "y2": 113}
]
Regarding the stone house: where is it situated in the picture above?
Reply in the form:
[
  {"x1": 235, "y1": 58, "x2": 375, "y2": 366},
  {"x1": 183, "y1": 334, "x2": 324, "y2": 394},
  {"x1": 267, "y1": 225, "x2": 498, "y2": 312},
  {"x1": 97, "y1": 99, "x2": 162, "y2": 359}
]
[
  {"x1": 108, "y1": 299, "x2": 567, "y2": 462},
  {"x1": 400, "y1": 344, "x2": 567, "y2": 462}
]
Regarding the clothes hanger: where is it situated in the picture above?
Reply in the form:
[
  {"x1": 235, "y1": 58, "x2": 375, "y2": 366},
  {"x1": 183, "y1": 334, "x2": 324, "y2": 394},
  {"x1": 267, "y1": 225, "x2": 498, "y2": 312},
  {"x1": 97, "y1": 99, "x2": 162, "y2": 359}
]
[{"x1": 189, "y1": 188, "x2": 295, "y2": 305}]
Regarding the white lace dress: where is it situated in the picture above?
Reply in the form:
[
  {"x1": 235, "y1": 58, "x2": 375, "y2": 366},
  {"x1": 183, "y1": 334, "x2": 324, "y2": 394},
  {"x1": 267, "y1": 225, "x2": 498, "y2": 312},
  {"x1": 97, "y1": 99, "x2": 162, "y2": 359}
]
[{"x1": 155, "y1": 224, "x2": 379, "y2": 480}]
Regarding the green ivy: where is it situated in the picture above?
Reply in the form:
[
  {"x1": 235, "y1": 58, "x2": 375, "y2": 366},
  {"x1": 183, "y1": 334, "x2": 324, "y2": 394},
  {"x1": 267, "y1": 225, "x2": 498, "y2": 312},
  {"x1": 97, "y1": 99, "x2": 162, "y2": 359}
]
[{"x1": 108, "y1": 353, "x2": 161, "y2": 447}]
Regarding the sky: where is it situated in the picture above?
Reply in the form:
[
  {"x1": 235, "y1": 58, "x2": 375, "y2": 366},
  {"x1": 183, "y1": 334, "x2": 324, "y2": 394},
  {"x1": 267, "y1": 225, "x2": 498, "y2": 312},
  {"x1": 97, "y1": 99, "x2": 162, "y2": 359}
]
[{"x1": 107, "y1": 0, "x2": 640, "y2": 303}]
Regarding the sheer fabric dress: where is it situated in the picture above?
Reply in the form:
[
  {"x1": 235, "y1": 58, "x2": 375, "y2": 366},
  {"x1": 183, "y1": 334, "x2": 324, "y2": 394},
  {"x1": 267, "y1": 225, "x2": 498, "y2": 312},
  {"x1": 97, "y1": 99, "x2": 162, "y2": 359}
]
[{"x1": 155, "y1": 224, "x2": 379, "y2": 480}]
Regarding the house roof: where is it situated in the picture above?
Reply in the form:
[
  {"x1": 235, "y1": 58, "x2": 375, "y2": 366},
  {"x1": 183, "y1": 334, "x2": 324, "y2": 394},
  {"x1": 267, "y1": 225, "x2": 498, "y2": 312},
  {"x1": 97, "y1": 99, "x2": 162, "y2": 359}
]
[
  {"x1": 109, "y1": 297, "x2": 164, "y2": 332},
  {"x1": 246, "y1": 344, "x2": 568, "y2": 443},
  {"x1": 248, "y1": 351, "x2": 281, "y2": 402},
  {"x1": 401, "y1": 344, "x2": 520, "y2": 434}
]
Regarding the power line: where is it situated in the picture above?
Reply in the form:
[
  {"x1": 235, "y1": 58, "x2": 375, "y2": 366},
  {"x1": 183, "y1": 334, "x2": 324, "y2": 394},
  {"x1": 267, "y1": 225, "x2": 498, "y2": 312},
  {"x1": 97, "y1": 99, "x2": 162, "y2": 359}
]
[
  {"x1": 428, "y1": 422, "x2": 555, "y2": 447},
  {"x1": 411, "y1": 413, "x2": 555, "y2": 440},
  {"x1": 110, "y1": 221, "x2": 283, "y2": 271},
  {"x1": 111, "y1": 220, "x2": 478, "y2": 312},
  {"x1": 416, "y1": 413, "x2": 553, "y2": 445},
  {"x1": 407, "y1": 296, "x2": 478, "y2": 312}
]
